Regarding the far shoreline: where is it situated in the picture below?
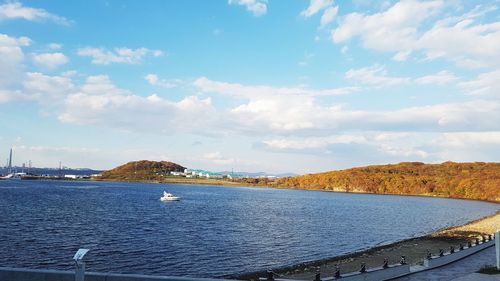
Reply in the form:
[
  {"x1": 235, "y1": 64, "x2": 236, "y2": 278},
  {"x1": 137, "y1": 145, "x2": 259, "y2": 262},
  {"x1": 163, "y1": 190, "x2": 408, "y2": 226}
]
[{"x1": 92, "y1": 176, "x2": 500, "y2": 204}]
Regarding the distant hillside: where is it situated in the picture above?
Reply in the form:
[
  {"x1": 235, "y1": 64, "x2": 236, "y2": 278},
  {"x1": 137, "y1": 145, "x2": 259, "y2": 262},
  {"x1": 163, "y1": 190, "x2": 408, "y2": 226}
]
[
  {"x1": 100, "y1": 160, "x2": 185, "y2": 181},
  {"x1": 272, "y1": 162, "x2": 500, "y2": 202}
]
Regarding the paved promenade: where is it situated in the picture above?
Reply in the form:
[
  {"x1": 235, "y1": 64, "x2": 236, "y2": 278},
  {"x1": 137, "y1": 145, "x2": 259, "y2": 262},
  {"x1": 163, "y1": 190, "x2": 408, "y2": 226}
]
[{"x1": 394, "y1": 246, "x2": 499, "y2": 281}]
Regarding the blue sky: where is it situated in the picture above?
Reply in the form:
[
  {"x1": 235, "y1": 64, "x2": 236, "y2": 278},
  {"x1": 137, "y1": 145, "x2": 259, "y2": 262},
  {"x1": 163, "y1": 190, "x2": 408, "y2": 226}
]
[{"x1": 0, "y1": 0, "x2": 499, "y2": 173}]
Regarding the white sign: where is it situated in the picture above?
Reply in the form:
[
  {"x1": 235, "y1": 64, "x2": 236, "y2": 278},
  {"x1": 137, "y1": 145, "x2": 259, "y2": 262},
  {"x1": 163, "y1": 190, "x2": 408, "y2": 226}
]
[{"x1": 73, "y1": 249, "x2": 89, "y2": 261}]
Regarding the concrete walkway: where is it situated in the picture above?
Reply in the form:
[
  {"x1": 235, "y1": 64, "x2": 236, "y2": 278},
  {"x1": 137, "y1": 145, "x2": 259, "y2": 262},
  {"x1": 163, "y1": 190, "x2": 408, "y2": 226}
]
[{"x1": 393, "y1": 246, "x2": 499, "y2": 281}]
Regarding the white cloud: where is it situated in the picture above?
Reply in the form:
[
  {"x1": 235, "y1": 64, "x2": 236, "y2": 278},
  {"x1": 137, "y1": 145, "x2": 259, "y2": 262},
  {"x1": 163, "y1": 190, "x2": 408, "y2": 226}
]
[
  {"x1": 4, "y1": 67, "x2": 500, "y2": 170},
  {"x1": 415, "y1": 70, "x2": 458, "y2": 85},
  {"x1": 77, "y1": 47, "x2": 163, "y2": 65},
  {"x1": 260, "y1": 133, "x2": 430, "y2": 161},
  {"x1": 1, "y1": 71, "x2": 74, "y2": 105},
  {"x1": 345, "y1": 65, "x2": 410, "y2": 86},
  {"x1": 0, "y1": 33, "x2": 30, "y2": 87},
  {"x1": 144, "y1": 74, "x2": 159, "y2": 85},
  {"x1": 58, "y1": 75, "x2": 216, "y2": 134},
  {"x1": 6, "y1": 71, "x2": 500, "y2": 139},
  {"x1": 332, "y1": 0, "x2": 442, "y2": 47},
  {"x1": 301, "y1": 0, "x2": 333, "y2": 17},
  {"x1": 48, "y1": 43, "x2": 62, "y2": 50},
  {"x1": 346, "y1": 66, "x2": 457, "y2": 87},
  {"x1": 79, "y1": 75, "x2": 129, "y2": 96},
  {"x1": 417, "y1": 13, "x2": 500, "y2": 68},
  {"x1": 144, "y1": 74, "x2": 180, "y2": 89},
  {"x1": 195, "y1": 77, "x2": 500, "y2": 135},
  {"x1": 0, "y1": 33, "x2": 30, "y2": 46},
  {"x1": 392, "y1": 50, "x2": 411, "y2": 62},
  {"x1": 0, "y1": 89, "x2": 22, "y2": 103},
  {"x1": 378, "y1": 143, "x2": 428, "y2": 158},
  {"x1": 0, "y1": 1, "x2": 70, "y2": 25},
  {"x1": 373, "y1": 132, "x2": 411, "y2": 142},
  {"x1": 432, "y1": 132, "x2": 500, "y2": 162},
  {"x1": 203, "y1": 151, "x2": 235, "y2": 166},
  {"x1": 194, "y1": 76, "x2": 359, "y2": 98},
  {"x1": 320, "y1": 6, "x2": 338, "y2": 28},
  {"x1": 332, "y1": 1, "x2": 500, "y2": 68},
  {"x1": 260, "y1": 131, "x2": 500, "y2": 164},
  {"x1": 22, "y1": 72, "x2": 74, "y2": 103},
  {"x1": 11, "y1": 145, "x2": 101, "y2": 168},
  {"x1": 263, "y1": 135, "x2": 366, "y2": 151},
  {"x1": 228, "y1": 0, "x2": 267, "y2": 17},
  {"x1": 62, "y1": 70, "x2": 77, "y2": 77},
  {"x1": 301, "y1": 0, "x2": 338, "y2": 29},
  {"x1": 437, "y1": 132, "x2": 500, "y2": 147},
  {"x1": 458, "y1": 70, "x2": 500, "y2": 96},
  {"x1": 32, "y1": 52, "x2": 68, "y2": 69}
]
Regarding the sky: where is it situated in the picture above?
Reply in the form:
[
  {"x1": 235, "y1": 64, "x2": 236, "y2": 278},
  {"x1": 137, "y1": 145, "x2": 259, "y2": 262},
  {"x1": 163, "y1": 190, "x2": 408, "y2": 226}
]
[{"x1": 0, "y1": 0, "x2": 499, "y2": 174}]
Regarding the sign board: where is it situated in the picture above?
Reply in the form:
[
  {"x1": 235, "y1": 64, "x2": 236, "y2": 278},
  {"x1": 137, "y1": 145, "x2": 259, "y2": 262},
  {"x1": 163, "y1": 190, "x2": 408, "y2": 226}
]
[{"x1": 73, "y1": 249, "x2": 89, "y2": 261}]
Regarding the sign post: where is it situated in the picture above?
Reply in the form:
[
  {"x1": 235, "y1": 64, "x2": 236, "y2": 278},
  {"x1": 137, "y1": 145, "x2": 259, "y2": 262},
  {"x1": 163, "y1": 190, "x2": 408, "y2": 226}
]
[{"x1": 73, "y1": 249, "x2": 89, "y2": 281}]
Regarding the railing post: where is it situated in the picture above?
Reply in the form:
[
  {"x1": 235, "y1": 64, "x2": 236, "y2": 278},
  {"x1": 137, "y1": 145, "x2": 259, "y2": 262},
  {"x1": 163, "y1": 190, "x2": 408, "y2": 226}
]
[
  {"x1": 383, "y1": 258, "x2": 389, "y2": 268},
  {"x1": 334, "y1": 266, "x2": 341, "y2": 279},
  {"x1": 314, "y1": 269, "x2": 321, "y2": 281},
  {"x1": 426, "y1": 250, "x2": 432, "y2": 260},
  {"x1": 359, "y1": 262, "x2": 366, "y2": 273},
  {"x1": 75, "y1": 262, "x2": 85, "y2": 281},
  {"x1": 266, "y1": 270, "x2": 274, "y2": 281},
  {"x1": 496, "y1": 230, "x2": 500, "y2": 270},
  {"x1": 400, "y1": 255, "x2": 407, "y2": 265}
]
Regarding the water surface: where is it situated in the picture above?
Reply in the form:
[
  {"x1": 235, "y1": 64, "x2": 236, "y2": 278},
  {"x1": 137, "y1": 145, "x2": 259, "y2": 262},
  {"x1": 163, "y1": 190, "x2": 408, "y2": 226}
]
[{"x1": 0, "y1": 180, "x2": 498, "y2": 277}]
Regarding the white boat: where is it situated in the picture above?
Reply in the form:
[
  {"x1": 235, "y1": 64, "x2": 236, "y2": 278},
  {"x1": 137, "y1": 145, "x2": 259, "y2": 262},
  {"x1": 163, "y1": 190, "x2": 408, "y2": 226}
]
[
  {"x1": 0, "y1": 173, "x2": 25, "y2": 180},
  {"x1": 160, "y1": 191, "x2": 180, "y2": 201}
]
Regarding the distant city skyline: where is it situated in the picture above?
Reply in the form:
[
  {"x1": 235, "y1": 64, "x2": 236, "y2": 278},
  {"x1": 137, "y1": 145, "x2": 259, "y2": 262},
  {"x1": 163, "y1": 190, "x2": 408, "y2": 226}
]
[{"x1": 0, "y1": 0, "x2": 499, "y2": 174}]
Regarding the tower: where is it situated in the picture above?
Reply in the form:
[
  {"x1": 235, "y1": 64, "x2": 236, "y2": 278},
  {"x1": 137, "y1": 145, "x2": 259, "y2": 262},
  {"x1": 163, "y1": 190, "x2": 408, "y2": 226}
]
[{"x1": 8, "y1": 148, "x2": 12, "y2": 173}]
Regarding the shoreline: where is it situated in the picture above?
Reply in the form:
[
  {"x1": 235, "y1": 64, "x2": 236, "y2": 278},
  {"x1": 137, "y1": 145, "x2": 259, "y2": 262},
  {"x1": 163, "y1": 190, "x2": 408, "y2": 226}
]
[
  {"x1": 258, "y1": 182, "x2": 500, "y2": 204},
  {"x1": 92, "y1": 177, "x2": 500, "y2": 204},
  {"x1": 230, "y1": 210, "x2": 500, "y2": 280}
]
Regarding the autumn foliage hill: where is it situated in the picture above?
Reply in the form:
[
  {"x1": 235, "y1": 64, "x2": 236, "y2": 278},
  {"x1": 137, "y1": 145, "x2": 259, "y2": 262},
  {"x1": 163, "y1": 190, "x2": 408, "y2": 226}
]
[
  {"x1": 100, "y1": 160, "x2": 185, "y2": 181},
  {"x1": 271, "y1": 162, "x2": 500, "y2": 202}
]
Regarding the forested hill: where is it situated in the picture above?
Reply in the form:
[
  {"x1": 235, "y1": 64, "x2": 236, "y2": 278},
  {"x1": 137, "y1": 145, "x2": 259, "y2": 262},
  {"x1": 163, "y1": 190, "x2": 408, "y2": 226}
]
[
  {"x1": 100, "y1": 160, "x2": 185, "y2": 181},
  {"x1": 274, "y1": 162, "x2": 500, "y2": 202}
]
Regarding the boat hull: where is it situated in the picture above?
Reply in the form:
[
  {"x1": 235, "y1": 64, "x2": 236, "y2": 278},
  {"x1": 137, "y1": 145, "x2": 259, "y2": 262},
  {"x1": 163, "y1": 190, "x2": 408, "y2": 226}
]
[{"x1": 160, "y1": 197, "x2": 180, "y2": 201}]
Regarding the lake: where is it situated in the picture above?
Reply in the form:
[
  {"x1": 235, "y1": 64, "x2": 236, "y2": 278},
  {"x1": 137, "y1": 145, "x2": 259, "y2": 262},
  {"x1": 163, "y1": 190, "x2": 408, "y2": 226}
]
[{"x1": 0, "y1": 180, "x2": 498, "y2": 277}]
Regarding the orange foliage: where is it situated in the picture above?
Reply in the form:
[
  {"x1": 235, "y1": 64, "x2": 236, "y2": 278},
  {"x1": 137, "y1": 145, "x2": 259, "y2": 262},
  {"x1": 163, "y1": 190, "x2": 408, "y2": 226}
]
[{"x1": 273, "y1": 162, "x2": 500, "y2": 202}]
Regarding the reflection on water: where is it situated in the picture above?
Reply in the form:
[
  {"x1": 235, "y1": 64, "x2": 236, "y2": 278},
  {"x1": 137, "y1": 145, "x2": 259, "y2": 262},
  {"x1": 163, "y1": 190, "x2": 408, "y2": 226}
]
[{"x1": 0, "y1": 180, "x2": 498, "y2": 277}]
